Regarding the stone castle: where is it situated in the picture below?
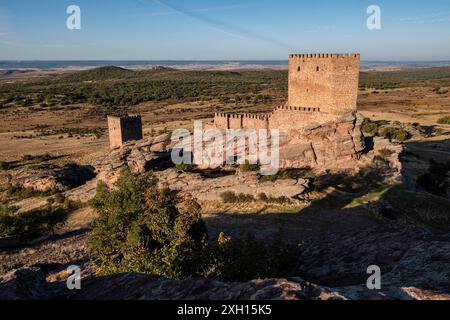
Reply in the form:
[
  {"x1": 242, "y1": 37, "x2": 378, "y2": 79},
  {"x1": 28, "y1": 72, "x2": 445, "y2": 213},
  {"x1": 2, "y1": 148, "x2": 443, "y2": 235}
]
[
  {"x1": 213, "y1": 53, "x2": 360, "y2": 130},
  {"x1": 106, "y1": 53, "x2": 365, "y2": 170},
  {"x1": 108, "y1": 115, "x2": 143, "y2": 149}
]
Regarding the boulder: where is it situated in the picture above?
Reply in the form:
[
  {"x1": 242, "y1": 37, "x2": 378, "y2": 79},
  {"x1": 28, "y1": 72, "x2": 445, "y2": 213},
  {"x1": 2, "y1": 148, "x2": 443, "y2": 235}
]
[
  {"x1": 94, "y1": 135, "x2": 171, "y2": 186},
  {"x1": 10, "y1": 164, "x2": 95, "y2": 193}
]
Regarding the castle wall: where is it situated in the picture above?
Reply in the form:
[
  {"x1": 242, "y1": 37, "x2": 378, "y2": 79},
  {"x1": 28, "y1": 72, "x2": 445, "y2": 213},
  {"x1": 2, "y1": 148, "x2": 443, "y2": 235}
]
[
  {"x1": 331, "y1": 55, "x2": 360, "y2": 115},
  {"x1": 108, "y1": 117, "x2": 123, "y2": 149},
  {"x1": 120, "y1": 115, "x2": 143, "y2": 143},
  {"x1": 228, "y1": 114, "x2": 243, "y2": 129},
  {"x1": 214, "y1": 113, "x2": 229, "y2": 129},
  {"x1": 214, "y1": 113, "x2": 269, "y2": 130},
  {"x1": 213, "y1": 107, "x2": 338, "y2": 131},
  {"x1": 268, "y1": 106, "x2": 325, "y2": 130},
  {"x1": 242, "y1": 114, "x2": 268, "y2": 130}
]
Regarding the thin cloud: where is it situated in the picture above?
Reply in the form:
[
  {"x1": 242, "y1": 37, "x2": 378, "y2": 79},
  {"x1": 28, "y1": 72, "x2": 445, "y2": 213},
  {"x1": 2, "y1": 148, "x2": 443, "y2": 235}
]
[
  {"x1": 303, "y1": 25, "x2": 337, "y2": 34},
  {"x1": 0, "y1": 39, "x2": 22, "y2": 47},
  {"x1": 137, "y1": 0, "x2": 299, "y2": 50},
  {"x1": 392, "y1": 10, "x2": 450, "y2": 24},
  {"x1": 43, "y1": 44, "x2": 80, "y2": 48},
  {"x1": 145, "y1": 3, "x2": 255, "y2": 17}
]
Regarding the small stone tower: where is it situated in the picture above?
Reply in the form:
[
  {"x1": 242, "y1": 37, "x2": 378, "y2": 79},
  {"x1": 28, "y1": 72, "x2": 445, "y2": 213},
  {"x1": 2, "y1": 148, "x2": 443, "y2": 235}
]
[
  {"x1": 107, "y1": 115, "x2": 143, "y2": 149},
  {"x1": 288, "y1": 53, "x2": 360, "y2": 115}
]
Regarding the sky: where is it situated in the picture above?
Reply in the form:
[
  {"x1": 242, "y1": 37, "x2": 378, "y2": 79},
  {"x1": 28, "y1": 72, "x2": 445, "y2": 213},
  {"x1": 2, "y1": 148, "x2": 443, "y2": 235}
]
[{"x1": 0, "y1": 0, "x2": 450, "y2": 60}]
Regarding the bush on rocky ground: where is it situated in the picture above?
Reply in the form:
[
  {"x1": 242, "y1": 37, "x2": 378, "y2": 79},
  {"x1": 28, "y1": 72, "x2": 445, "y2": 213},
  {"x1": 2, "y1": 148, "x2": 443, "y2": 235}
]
[
  {"x1": 437, "y1": 116, "x2": 450, "y2": 125},
  {"x1": 362, "y1": 118, "x2": 379, "y2": 135},
  {"x1": 239, "y1": 161, "x2": 260, "y2": 172},
  {"x1": 0, "y1": 206, "x2": 69, "y2": 242},
  {"x1": 0, "y1": 161, "x2": 13, "y2": 171},
  {"x1": 382, "y1": 127, "x2": 410, "y2": 142},
  {"x1": 89, "y1": 168, "x2": 298, "y2": 281},
  {"x1": 258, "y1": 168, "x2": 307, "y2": 182},
  {"x1": 417, "y1": 160, "x2": 450, "y2": 197},
  {"x1": 7, "y1": 184, "x2": 55, "y2": 199},
  {"x1": 220, "y1": 191, "x2": 255, "y2": 203},
  {"x1": 21, "y1": 153, "x2": 54, "y2": 163},
  {"x1": 89, "y1": 168, "x2": 208, "y2": 278},
  {"x1": 175, "y1": 163, "x2": 192, "y2": 172}
]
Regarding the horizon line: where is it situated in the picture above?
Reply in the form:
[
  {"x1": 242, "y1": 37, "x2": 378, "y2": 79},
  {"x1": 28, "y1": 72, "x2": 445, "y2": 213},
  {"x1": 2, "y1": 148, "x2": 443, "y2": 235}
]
[{"x1": 1, "y1": 59, "x2": 450, "y2": 62}]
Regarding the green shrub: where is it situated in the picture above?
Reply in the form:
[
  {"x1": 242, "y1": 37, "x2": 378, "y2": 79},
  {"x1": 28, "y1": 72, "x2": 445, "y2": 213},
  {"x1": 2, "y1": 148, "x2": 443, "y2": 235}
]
[
  {"x1": 240, "y1": 161, "x2": 260, "y2": 172},
  {"x1": 362, "y1": 118, "x2": 379, "y2": 135},
  {"x1": 378, "y1": 148, "x2": 394, "y2": 158},
  {"x1": 437, "y1": 116, "x2": 450, "y2": 125},
  {"x1": 382, "y1": 127, "x2": 410, "y2": 142},
  {"x1": 237, "y1": 193, "x2": 255, "y2": 202},
  {"x1": 63, "y1": 198, "x2": 84, "y2": 210},
  {"x1": 222, "y1": 191, "x2": 290, "y2": 205},
  {"x1": 259, "y1": 168, "x2": 305, "y2": 182},
  {"x1": 7, "y1": 184, "x2": 54, "y2": 199},
  {"x1": 220, "y1": 191, "x2": 254, "y2": 203},
  {"x1": 0, "y1": 161, "x2": 12, "y2": 171},
  {"x1": 21, "y1": 153, "x2": 53, "y2": 162},
  {"x1": 28, "y1": 164, "x2": 48, "y2": 171},
  {"x1": 0, "y1": 206, "x2": 18, "y2": 236},
  {"x1": 0, "y1": 206, "x2": 68, "y2": 241},
  {"x1": 54, "y1": 193, "x2": 66, "y2": 204},
  {"x1": 175, "y1": 163, "x2": 192, "y2": 172},
  {"x1": 417, "y1": 160, "x2": 450, "y2": 197},
  {"x1": 88, "y1": 168, "x2": 209, "y2": 278},
  {"x1": 220, "y1": 191, "x2": 237, "y2": 203},
  {"x1": 268, "y1": 196, "x2": 291, "y2": 204}
]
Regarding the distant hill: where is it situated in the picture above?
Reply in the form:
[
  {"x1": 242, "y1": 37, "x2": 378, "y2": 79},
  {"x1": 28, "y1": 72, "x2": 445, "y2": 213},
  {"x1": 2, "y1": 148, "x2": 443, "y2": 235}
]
[
  {"x1": 62, "y1": 66, "x2": 137, "y2": 81},
  {"x1": 61, "y1": 65, "x2": 182, "y2": 82}
]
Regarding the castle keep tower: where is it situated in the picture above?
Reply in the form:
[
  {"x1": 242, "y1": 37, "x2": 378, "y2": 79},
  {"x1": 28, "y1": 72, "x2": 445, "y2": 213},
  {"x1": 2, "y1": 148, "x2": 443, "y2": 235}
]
[
  {"x1": 107, "y1": 115, "x2": 143, "y2": 149},
  {"x1": 213, "y1": 53, "x2": 360, "y2": 130},
  {"x1": 288, "y1": 53, "x2": 360, "y2": 115}
]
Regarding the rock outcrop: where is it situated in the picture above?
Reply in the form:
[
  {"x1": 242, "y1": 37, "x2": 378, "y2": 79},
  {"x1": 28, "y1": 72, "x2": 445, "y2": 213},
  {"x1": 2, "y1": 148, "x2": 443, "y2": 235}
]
[
  {"x1": 155, "y1": 169, "x2": 310, "y2": 201},
  {"x1": 277, "y1": 112, "x2": 366, "y2": 169},
  {"x1": 1, "y1": 223, "x2": 449, "y2": 300},
  {"x1": 10, "y1": 164, "x2": 95, "y2": 193},
  {"x1": 94, "y1": 133, "x2": 172, "y2": 187}
]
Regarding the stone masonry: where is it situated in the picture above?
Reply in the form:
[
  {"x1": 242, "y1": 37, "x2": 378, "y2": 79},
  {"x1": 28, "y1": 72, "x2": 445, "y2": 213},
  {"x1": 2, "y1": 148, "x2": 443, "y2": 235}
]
[{"x1": 107, "y1": 115, "x2": 143, "y2": 149}]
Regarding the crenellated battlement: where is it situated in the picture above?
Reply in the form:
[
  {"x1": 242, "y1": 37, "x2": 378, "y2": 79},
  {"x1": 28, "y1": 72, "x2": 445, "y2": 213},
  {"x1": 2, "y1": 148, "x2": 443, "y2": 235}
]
[
  {"x1": 214, "y1": 105, "x2": 327, "y2": 130},
  {"x1": 108, "y1": 114, "x2": 141, "y2": 121},
  {"x1": 289, "y1": 53, "x2": 360, "y2": 59},
  {"x1": 214, "y1": 112, "x2": 269, "y2": 120},
  {"x1": 273, "y1": 105, "x2": 321, "y2": 112}
]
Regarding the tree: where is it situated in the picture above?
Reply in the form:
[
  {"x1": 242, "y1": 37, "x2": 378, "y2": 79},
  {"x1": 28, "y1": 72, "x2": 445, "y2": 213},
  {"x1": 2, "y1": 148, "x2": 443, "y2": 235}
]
[{"x1": 89, "y1": 167, "x2": 208, "y2": 279}]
